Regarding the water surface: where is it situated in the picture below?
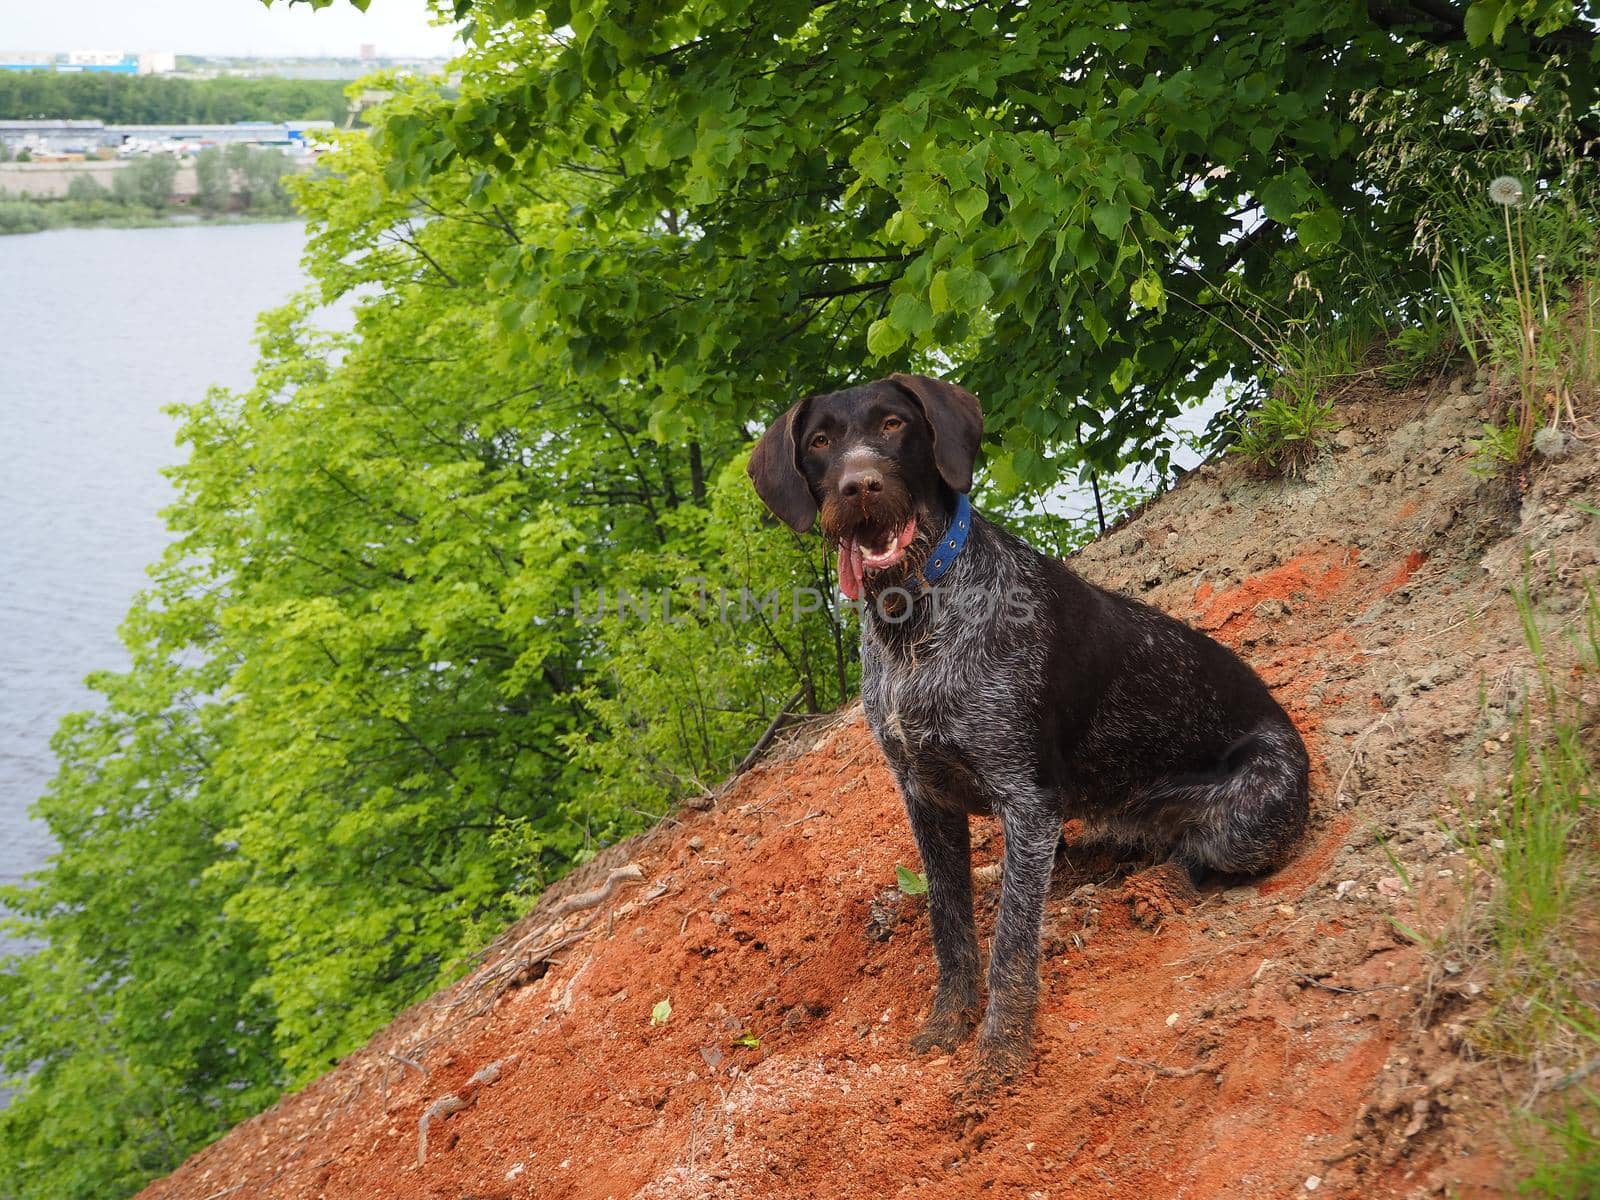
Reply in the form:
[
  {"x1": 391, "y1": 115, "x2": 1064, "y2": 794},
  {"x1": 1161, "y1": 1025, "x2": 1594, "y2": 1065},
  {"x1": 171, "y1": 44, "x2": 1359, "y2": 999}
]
[{"x1": 0, "y1": 221, "x2": 308, "y2": 894}]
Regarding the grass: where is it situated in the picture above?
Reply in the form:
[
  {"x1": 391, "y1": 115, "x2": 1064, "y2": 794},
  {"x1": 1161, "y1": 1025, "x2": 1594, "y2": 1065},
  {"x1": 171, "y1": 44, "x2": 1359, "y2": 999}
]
[
  {"x1": 1449, "y1": 575, "x2": 1600, "y2": 1196},
  {"x1": 1435, "y1": 184, "x2": 1600, "y2": 473}
]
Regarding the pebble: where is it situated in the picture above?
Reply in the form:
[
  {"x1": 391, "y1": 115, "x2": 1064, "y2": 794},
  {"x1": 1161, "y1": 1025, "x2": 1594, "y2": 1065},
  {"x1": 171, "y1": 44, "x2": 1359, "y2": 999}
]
[
  {"x1": 1305, "y1": 1176, "x2": 1322, "y2": 1191},
  {"x1": 688, "y1": 836, "x2": 705, "y2": 852}
]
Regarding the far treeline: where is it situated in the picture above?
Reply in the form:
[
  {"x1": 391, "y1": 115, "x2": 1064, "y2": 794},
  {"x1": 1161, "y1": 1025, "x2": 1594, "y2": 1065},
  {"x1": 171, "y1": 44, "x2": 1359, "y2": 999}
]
[{"x1": 0, "y1": 73, "x2": 351, "y2": 125}]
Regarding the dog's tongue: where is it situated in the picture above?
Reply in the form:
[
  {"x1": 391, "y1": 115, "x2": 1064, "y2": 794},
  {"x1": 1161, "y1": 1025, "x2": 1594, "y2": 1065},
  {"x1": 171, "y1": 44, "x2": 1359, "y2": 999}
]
[{"x1": 838, "y1": 537, "x2": 864, "y2": 601}]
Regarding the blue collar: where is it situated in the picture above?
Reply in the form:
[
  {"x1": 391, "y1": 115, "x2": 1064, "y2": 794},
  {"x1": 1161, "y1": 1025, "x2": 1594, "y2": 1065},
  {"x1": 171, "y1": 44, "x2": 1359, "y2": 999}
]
[{"x1": 920, "y1": 493, "x2": 972, "y2": 586}]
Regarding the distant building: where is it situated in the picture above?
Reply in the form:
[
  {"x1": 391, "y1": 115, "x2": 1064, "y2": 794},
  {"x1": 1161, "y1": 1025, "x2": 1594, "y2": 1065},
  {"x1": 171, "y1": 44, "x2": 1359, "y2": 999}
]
[
  {"x1": 0, "y1": 50, "x2": 165, "y2": 75},
  {"x1": 0, "y1": 51, "x2": 56, "y2": 72},
  {"x1": 63, "y1": 50, "x2": 138, "y2": 73},
  {"x1": 0, "y1": 119, "x2": 335, "y2": 156}
]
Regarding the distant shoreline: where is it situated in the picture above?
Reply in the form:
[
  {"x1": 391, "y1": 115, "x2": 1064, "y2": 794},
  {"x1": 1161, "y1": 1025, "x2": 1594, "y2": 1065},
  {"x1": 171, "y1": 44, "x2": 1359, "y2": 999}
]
[{"x1": 0, "y1": 197, "x2": 302, "y2": 237}]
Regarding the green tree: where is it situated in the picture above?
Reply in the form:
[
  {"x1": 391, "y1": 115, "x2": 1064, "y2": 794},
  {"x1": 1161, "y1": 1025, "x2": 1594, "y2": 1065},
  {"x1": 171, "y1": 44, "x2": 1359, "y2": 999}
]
[
  {"x1": 193, "y1": 145, "x2": 229, "y2": 213},
  {"x1": 111, "y1": 154, "x2": 179, "y2": 211},
  {"x1": 0, "y1": 74, "x2": 350, "y2": 125},
  {"x1": 0, "y1": 122, "x2": 850, "y2": 1198},
  {"x1": 64, "y1": 172, "x2": 107, "y2": 202},
  {"x1": 239, "y1": 145, "x2": 292, "y2": 213},
  {"x1": 346, "y1": 0, "x2": 1599, "y2": 486}
]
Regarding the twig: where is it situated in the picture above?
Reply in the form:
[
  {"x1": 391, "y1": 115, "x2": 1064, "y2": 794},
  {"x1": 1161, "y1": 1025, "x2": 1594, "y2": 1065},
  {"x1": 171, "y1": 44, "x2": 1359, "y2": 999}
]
[
  {"x1": 385, "y1": 1051, "x2": 428, "y2": 1077},
  {"x1": 1334, "y1": 713, "x2": 1396, "y2": 804},
  {"x1": 1290, "y1": 972, "x2": 1406, "y2": 996},
  {"x1": 731, "y1": 690, "x2": 805, "y2": 778},
  {"x1": 1554, "y1": 1058, "x2": 1600, "y2": 1092},
  {"x1": 1115, "y1": 1055, "x2": 1213, "y2": 1079},
  {"x1": 782, "y1": 809, "x2": 827, "y2": 828}
]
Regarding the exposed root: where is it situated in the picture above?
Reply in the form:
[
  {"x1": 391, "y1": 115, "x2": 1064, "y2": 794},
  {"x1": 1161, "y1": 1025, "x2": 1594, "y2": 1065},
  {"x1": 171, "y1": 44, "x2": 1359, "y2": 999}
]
[
  {"x1": 1115, "y1": 1055, "x2": 1213, "y2": 1080},
  {"x1": 416, "y1": 1055, "x2": 519, "y2": 1166},
  {"x1": 549, "y1": 863, "x2": 645, "y2": 919}
]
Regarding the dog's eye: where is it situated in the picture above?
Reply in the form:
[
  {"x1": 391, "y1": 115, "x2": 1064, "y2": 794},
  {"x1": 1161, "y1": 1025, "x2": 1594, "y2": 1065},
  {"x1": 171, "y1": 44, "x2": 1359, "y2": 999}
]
[
  {"x1": 882, "y1": 417, "x2": 903, "y2": 433},
  {"x1": 810, "y1": 433, "x2": 829, "y2": 450}
]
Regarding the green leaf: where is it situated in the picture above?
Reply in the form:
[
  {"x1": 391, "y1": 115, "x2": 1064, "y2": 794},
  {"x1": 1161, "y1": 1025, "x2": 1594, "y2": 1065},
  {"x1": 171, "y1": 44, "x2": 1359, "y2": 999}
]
[
  {"x1": 1295, "y1": 207, "x2": 1343, "y2": 250},
  {"x1": 896, "y1": 864, "x2": 928, "y2": 895},
  {"x1": 1090, "y1": 201, "x2": 1130, "y2": 241},
  {"x1": 939, "y1": 265, "x2": 993, "y2": 314},
  {"x1": 866, "y1": 317, "x2": 907, "y2": 358},
  {"x1": 953, "y1": 185, "x2": 990, "y2": 227},
  {"x1": 1129, "y1": 273, "x2": 1166, "y2": 312},
  {"x1": 651, "y1": 997, "x2": 673, "y2": 1025}
]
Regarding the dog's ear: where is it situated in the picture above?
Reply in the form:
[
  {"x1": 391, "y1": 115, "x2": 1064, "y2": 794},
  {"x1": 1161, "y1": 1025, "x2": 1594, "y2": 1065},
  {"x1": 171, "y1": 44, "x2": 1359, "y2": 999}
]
[
  {"x1": 746, "y1": 395, "x2": 817, "y2": 532},
  {"x1": 887, "y1": 374, "x2": 983, "y2": 493}
]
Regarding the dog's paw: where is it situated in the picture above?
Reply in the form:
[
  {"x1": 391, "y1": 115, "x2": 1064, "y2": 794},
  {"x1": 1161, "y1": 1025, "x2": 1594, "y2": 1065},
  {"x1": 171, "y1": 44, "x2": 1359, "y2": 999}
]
[
  {"x1": 910, "y1": 1006, "x2": 977, "y2": 1054},
  {"x1": 956, "y1": 1034, "x2": 1028, "y2": 1110},
  {"x1": 1122, "y1": 862, "x2": 1198, "y2": 929}
]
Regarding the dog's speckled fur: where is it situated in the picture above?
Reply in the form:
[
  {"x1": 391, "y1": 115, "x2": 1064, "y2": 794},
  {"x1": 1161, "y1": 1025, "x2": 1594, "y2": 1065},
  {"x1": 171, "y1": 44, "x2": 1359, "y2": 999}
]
[{"x1": 748, "y1": 375, "x2": 1309, "y2": 1095}]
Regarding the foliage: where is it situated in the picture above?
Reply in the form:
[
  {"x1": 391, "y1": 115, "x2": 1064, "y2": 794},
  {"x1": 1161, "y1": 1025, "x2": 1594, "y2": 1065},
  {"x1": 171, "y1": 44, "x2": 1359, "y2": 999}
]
[
  {"x1": 193, "y1": 144, "x2": 297, "y2": 215},
  {"x1": 1381, "y1": 314, "x2": 1461, "y2": 388},
  {"x1": 0, "y1": 125, "x2": 849, "y2": 1198},
  {"x1": 0, "y1": 195, "x2": 167, "y2": 235},
  {"x1": 0, "y1": 149, "x2": 302, "y2": 237},
  {"x1": 1233, "y1": 389, "x2": 1341, "y2": 478},
  {"x1": 0, "y1": 73, "x2": 349, "y2": 125},
  {"x1": 111, "y1": 154, "x2": 180, "y2": 211},
  {"x1": 1359, "y1": 52, "x2": 1600, "y2": 467},
  {"x1": 63, "y1": 172, "x2": 108, "y2": 202},
  {"x1": 289, "y1": 0, "x2": 1597, "y2": 497},
  {"x1": 895, "y1": 865, "x2": 928, "y2": 896},
  {"x1": 1449, "y1": 578, "x2": 1600, "y2": 1192},
  {"x1": 194, "y1": 146, "x2": 230, "y2": 213},
  {"x1": 1230, "y1": 329, "x2": 1354, "y2": 478}
]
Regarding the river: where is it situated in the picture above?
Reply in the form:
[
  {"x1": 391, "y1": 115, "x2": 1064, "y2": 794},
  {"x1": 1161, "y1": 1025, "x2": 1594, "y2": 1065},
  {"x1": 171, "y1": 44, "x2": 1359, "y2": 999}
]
[{"x1": 0, "y1": 221, "x2": 309, "y2": 899}]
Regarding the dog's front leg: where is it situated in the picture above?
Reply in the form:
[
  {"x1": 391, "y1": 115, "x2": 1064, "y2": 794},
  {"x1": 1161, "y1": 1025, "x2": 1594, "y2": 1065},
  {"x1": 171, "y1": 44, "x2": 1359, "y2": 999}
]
[
  {"x1": 968, "y1": 795, "x2": 1059, "y2": 1096},
  {"x1": 902, "y1": 790, "x2": 980, "y2": 1053}
]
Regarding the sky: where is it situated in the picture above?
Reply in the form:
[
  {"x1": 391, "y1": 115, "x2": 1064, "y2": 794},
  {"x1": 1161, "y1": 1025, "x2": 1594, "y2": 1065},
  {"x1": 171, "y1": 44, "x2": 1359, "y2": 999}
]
[{"x1": 4, "y1": 0, "x2": 461, "y2": 59}]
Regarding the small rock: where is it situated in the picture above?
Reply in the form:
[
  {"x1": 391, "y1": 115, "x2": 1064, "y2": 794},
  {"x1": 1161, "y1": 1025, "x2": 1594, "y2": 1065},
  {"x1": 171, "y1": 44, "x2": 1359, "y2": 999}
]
[
  {"x1": 688, "y1": 836, "x2": 705, "y2": 852},
  {"x1": 1165, "y1": 1012, "x2": 1180, "y2": 1028},
  {"x1": 1276, "y1": 903, "x2": 1296, "y2": 917},
  {"x1": 1305, "y1": 1175, "x2": 1322, "y2": 1192},
  {"x1": 1377, "y1": 875, "x2": 1407, "y2": 898},
  {"x1": 1336, "y1": 880, "x2": 1359, "y2": 900}
]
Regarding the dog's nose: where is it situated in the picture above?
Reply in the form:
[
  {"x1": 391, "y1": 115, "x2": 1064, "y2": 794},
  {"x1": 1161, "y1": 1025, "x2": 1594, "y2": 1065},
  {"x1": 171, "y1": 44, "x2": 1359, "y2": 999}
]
[{"x1": 839, "y1": 466, "x2": 884, "y2": 499}]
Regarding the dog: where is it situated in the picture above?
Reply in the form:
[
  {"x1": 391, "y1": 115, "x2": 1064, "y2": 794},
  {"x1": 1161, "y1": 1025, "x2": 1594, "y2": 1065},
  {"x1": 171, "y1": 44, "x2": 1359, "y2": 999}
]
[{"x1": 747, "y1": 373, "x2": 1309, "y2": 1095}]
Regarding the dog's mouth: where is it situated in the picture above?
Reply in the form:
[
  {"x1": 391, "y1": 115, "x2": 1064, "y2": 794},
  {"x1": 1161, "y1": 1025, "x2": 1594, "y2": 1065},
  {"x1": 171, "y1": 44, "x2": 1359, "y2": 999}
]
[{"x1": 837, "y1": 519, "x2": 918, "y2": 601}]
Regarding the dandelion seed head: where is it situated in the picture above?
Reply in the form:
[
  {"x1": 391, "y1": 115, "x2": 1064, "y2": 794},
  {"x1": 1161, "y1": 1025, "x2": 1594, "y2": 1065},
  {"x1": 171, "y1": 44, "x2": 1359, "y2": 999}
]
[
  {"x1": 1488, "y1": 176, "x2": 1525, "y2": 206},
  {"x1": 1533, "y1": 426, "x2": 1570, "y2": 459}
]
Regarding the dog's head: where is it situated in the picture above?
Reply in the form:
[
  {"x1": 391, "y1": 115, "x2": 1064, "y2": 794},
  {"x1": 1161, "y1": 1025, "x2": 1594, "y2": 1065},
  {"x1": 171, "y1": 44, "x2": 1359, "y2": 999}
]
[{"x1": 747, "y1": 374, "x2": 982, "y2": 599}]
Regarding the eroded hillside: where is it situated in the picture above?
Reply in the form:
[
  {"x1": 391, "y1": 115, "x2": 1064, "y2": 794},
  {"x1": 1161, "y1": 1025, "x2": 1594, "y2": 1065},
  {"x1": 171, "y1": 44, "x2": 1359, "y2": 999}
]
[{"x1": 140, "y1": 373, "x2": 1599, "y2": 1200}]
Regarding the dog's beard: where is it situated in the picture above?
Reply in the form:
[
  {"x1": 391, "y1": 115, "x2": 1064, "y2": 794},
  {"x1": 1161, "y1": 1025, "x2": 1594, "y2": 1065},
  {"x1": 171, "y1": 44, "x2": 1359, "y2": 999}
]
[{"x1": 820, "y1": 488, "x2": 930, "y2": 602}]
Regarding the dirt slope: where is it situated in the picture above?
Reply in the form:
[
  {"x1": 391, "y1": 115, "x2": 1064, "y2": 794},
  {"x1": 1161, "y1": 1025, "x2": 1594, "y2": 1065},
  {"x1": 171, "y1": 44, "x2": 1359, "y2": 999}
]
[{"x1": 140, "y1": 374, "x2": 1600, "y2": 1200}]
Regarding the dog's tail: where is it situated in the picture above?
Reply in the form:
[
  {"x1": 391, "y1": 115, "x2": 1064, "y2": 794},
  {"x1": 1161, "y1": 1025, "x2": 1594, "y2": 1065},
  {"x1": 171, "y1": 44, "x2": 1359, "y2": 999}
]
[{"x1": 1151, "y1": 719, "x2": 1310, "y2": 876}]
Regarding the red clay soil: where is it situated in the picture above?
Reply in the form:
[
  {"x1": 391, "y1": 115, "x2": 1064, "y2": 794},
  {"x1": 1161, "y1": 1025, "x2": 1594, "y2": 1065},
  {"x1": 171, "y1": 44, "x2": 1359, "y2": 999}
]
[{"x1": 140, "y1": 375, "x2": 1599, "y2": 1200}]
